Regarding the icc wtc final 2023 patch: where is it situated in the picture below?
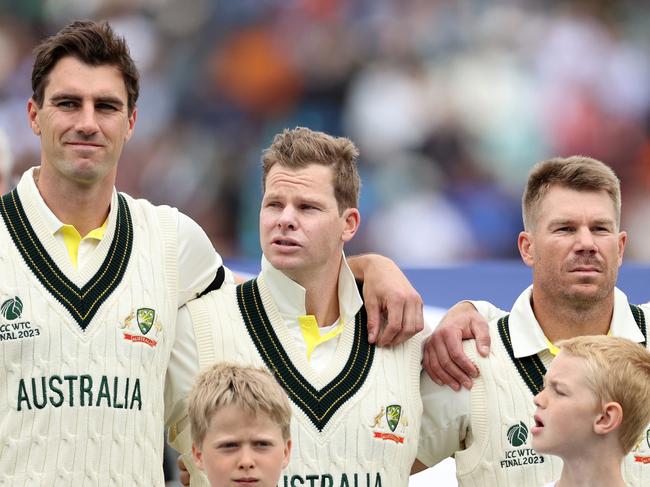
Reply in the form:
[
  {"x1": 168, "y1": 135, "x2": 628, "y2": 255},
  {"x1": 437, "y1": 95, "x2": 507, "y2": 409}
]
[{"x1": 0, "y1": 295, "x2": 41, "y2": 342}]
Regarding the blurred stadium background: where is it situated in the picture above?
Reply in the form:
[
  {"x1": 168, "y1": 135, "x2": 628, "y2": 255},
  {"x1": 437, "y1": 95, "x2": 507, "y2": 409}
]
[
  {"x1": 2, "y1": 1, "x2": 650, "y2": 485},
  {"x1": 2, "y1": 0, "x2": 650, "y2": 265}
]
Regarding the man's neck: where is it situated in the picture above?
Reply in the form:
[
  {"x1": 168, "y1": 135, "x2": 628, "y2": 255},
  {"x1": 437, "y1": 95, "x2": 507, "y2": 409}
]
[
  {"x1": 531, "y1": 290, "x2": 614, "y2": 343},
  {"x1": 293, "y1": 260, "x2": 342, "y2": 328},
  {"x1": 35, "y1": 166, "x2": 112, "y2": 237}
]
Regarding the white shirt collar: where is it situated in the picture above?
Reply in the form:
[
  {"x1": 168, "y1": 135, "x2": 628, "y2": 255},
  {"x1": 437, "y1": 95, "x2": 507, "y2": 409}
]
[
  {"x1": 17, "y1": 166, "x2": 117, "y2": 237},
  {"x1": 19, "y1": 167, "x2": 64, "y2": 236},
  {"x1": 509, "y1": 285, "x2": 645, "y2": 358},
  {"x1": 260, "y1": 252, "x2": 363, "y2": 327}
]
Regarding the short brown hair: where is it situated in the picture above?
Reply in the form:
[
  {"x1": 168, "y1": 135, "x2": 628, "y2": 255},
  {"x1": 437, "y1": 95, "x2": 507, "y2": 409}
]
[
  {"x1": 522, "y1": 156, "x2": 621, "y2": 231},
  {"x1": 31, "y1": 20, "x2": 139, "y2": 115},
  {"x1": 557, "y1": 335, "x2": 650, "y2": 454},
  {"x1": 189, "y1": 363, "x2": 292, "y2": 448},
  {"x1": 262, "y1": 127, "x2": 361, "y2": 213}
]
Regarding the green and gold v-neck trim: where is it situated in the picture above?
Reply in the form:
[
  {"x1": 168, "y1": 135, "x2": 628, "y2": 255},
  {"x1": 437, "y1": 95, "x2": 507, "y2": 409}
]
[
  {"x1": 498, "y1": 304, "x2": 647, "y2": 396},
  {"x1": 0, "y1": 189, "x2": 133, "y2": 331},
  {"x1": 236, "y1": 278, "x2": 375, "y2": 431}
]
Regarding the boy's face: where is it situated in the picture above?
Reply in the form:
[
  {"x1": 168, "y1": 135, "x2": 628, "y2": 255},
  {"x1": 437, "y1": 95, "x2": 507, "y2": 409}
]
[
  {"x1": 532, "y1": 352, "x2": 600, "y2": 457},
  {"x1": 192, "y1": 405, "x2": 291, "y2": 487}
]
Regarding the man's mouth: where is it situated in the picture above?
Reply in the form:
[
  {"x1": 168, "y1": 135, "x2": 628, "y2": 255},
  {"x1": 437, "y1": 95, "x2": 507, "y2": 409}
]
[{"x1": 273, "y1": 238, "x2": 300, "y2": 247}]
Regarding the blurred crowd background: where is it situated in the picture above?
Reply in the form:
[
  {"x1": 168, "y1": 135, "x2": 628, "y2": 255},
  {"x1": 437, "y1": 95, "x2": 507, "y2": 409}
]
[{"x1": 2, "y1": 0, "x2": 650, "y2": 264}]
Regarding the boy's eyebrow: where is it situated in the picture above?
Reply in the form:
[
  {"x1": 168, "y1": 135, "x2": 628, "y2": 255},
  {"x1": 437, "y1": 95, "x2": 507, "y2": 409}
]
[{"x1": 546, "y1": 377, "x2": 567, "y2": 390}]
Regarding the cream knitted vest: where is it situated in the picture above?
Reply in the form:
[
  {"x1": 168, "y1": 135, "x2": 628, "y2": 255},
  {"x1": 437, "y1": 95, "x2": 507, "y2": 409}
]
[
  {"x1": 457, "y1": 309, "x2": 650, "y2": 487},
  {"x1": 0, "y1": 188, "x2": 178, "y2": 486},
  {"x1": 188, "y1": 276, "x2": 423, "y2": 487}
]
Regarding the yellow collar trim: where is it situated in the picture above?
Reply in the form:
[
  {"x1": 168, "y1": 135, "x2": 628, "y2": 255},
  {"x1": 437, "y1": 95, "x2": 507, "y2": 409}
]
[
  {"x1": 298, "y1": 315, "x2": 345, "y2": 361},
  {"x1": 58, "y1": 219, "x2": 108, "y2": 269},
  {"x1": 545, "y1": 328, "x2": 612, "y2": 357}
]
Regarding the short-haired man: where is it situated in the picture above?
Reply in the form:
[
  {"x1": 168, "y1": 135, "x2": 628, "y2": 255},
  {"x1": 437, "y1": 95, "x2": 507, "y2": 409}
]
[
  {"x1": 0, "y1": 20, "x2": 422, "y2": 485},
  {"x1": 414, "y1": 156, "x2": 650, "y2": 486},
  {"x1": 172, "y1": 127, "x2": 425, "y2": 486}
]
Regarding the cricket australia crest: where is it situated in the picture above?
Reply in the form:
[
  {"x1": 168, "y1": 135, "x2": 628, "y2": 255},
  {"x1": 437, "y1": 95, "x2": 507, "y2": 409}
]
[
  {"x1": 119, "y1": 307, "x2": 163, "y2": 348},
  {"x1": 370, "y1": 404, "x2": 408, "y2": 444},
  {"x1": 137, "y1": 308, "x2": 155, "y2": 335}
]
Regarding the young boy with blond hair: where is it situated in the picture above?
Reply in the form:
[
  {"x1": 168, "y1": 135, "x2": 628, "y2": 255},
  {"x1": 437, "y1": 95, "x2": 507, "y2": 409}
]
[
  {"x1": 532, "y1": 335, "x2": 650, "y2": 487},
  {"x1": 188, "y1": 363, "x2": 292, "y2": 487}
]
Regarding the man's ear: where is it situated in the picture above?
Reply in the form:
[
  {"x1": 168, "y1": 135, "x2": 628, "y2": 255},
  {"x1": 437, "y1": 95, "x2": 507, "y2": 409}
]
[
  {"x1": 617, "y1": 230, "x2": 627, "y2": 268},
  {"x1": 518, "y1": 231, "x2": 534, "y2": 268},
  {"x1": 27, "y1": 99, "x2": 41, "y2": 136},
  {"x1": 593, "y1": 401, "x2": 623, "y2": 436},
  {"x1": 341, "y1": 208, "x2": 360, "y2": 243},
  {"x1": 124, "y1": 107, "x2": 137, "y2": 142}
]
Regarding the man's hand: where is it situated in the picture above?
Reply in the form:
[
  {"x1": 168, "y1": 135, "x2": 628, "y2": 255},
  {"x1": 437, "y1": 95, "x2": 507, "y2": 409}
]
[
  {"x1": 177, "y1": 455, "x2": 190, "y2": 486},
  {"x1": 347, "y1": 254, "x2": 424, "y2": 346},
  {"x1": 423, "y1": 301, "x2": 490, "y2": 390}
]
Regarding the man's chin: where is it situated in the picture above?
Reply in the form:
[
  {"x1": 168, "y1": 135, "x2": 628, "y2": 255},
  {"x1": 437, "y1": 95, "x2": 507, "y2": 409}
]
[{"x1": 565, "y1": 285, "x2": 609, "y2": 306}]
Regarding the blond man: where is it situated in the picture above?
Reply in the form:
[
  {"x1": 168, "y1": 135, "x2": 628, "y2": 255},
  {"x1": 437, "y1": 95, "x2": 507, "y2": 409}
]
[
  {"x1": 189, "y1": 363, "x2": 292, "y2": 487},
  {"x1": 533, "y1": 336, "x2": 650, "y2": 487},
  {"x1": 415, "y1": 157, "x2": 650, "y2": 486}
]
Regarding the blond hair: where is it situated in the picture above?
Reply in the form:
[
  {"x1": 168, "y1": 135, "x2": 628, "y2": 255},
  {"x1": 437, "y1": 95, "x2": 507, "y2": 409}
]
[
  {"x1": 556, "y1": 335, "x2": 650, "y2": 453},
  {"x1": 189, "y1": 363, "x2": 292, "y2": 448},
  {"x1": 522, "y1": 156, "x2": 621, "y2": 231},
  {"x1": 262, "y1": 127, "x2": 361, "y2": 213}
]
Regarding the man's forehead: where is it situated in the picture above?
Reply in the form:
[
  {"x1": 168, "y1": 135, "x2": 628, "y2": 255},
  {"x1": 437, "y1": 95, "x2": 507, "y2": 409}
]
[
  {"x1": 537, "y1": 187, "x2": 617, "y2": 216},
  {"x1": 266, "y1": 164, "x2": 334, "y2": 187},
  {"x1": 44, "y1": 57, "x2": 127, "y2": 97}
]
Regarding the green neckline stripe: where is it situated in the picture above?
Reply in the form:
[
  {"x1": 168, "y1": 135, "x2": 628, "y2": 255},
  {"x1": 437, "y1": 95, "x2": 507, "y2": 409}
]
[
  {"x1": 236, "y1": 278, "x2": 375, "y2": 431},
  {"x1": 497, "y1": 315, "x2": 546, "y2": 395},
  {"x1": 629, "y1": 304, "x2": 647, "y2": 346},
  {"x1": 498, "y1": 305, "x2": 647, "y2": 396},
  {"x1": 0, "y1": 190, "x2": 133, "y2": 331}
]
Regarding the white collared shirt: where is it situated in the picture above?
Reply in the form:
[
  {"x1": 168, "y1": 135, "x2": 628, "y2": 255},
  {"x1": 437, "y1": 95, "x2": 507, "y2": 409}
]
[{"x1": 261, "y1": 253, "x2": 363, "y2": 373}]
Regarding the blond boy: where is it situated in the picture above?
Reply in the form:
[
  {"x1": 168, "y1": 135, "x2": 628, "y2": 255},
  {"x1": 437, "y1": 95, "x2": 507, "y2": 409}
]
[
  {"x1": 533, "y1": 336, "x2": 650, "y2": 487},
  {"x1": 189, "y1": 363, "x2": 292, "y2": 487}
]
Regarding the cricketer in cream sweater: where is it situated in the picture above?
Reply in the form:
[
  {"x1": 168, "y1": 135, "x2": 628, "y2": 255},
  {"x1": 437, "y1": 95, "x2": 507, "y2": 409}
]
[
  {"x1": 417, "y1": 287, "x2": 650, "y2": 487},
  {"x1": 170, "y1": 128, "x2": 425, "y2": 487},
  {"x1": 416, "y1": 156, "x2": 650, "y2": 486},
  {"x1": 0, "y1": 167, "x2": 227, "y2": 486}
]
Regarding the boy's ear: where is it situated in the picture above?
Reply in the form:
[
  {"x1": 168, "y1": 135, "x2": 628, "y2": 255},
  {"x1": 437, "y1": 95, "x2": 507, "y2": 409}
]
[
  {"x1": 192, "y1": 443, "x2": 205, "y2": 470},
  {"x1": 593, "y1": 401, "x2": 623, "y2": 436},
  {"x1": 282, "y1": 439, "x2": 292, "y2": 469}
]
